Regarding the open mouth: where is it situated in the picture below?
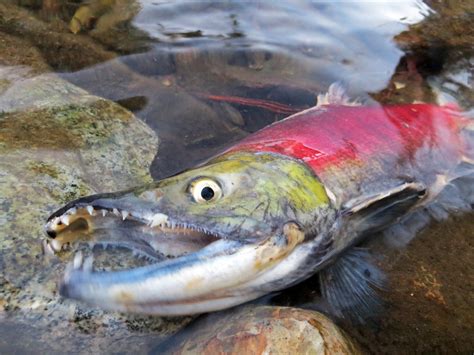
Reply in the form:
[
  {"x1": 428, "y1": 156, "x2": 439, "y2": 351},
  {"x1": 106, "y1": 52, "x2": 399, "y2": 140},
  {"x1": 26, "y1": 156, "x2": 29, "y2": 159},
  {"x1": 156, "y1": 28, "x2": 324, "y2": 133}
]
[
  {"x1": 44, "y1": 196, "x2": 307, "y2": 315},
  {"x1": 44, "y1": 202, "x2": 221, "y2": 260}
]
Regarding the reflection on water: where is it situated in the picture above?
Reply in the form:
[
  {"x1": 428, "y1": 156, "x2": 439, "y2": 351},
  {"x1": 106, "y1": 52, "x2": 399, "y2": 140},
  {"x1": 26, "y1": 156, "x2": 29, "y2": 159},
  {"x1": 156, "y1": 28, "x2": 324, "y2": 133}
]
[
  {"x1": 0, "y1": 0, "x2": 473, "y2": 353},
  {"x1": 61, "y1": 1, "x2": 430, "y2": 178}
]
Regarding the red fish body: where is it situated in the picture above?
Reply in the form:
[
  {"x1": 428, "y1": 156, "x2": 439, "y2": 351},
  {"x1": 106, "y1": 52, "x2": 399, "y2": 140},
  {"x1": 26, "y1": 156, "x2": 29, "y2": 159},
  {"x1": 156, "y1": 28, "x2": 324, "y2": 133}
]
[{"x1": 229, "y1": 103, "x2": 469, "y2": 207}]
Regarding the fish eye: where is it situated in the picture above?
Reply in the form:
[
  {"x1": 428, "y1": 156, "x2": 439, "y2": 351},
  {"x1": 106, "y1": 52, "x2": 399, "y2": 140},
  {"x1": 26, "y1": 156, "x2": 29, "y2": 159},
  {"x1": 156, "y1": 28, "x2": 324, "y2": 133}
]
[{"x1": 190, "y1": 178, "x2": 222, "y2": 203}]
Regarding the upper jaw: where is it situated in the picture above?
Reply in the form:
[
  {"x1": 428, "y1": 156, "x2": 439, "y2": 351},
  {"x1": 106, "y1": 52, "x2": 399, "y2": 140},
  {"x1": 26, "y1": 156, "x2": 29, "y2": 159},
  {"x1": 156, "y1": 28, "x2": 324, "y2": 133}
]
[
  {"x1": 46, "y1": 191, "x2": 164, "y2": 228},
  {"x1": 44, "y1": 193, "x2": 225, "y2": 257}
]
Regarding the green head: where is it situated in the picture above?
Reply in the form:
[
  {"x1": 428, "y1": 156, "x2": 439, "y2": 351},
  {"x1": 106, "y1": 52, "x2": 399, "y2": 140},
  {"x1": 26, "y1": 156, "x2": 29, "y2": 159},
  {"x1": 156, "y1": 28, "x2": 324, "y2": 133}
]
[{"x1": 132, "y1": 151, "x2": 331, "y2": 240}]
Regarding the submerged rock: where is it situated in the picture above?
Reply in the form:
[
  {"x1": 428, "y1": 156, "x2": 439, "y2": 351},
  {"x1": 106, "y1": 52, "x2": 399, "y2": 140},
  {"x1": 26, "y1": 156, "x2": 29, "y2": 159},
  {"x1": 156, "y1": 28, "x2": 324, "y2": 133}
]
[
  {"x1": 0, "y1": 1, "x2": 116, "y2": 71},
  {"x1": 0, "y1": 68, "x2": 193, "y2": 353},
  {"x1": 164, "y1": 306, "x2": 361, "y2": 355}
]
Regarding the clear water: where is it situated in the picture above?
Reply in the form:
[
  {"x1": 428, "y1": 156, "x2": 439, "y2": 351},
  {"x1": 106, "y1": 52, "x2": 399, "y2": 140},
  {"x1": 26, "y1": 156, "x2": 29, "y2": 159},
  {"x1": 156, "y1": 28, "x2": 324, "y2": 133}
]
[{"x1": 0, "y1": 0, "x2": 473, "y2": 353}]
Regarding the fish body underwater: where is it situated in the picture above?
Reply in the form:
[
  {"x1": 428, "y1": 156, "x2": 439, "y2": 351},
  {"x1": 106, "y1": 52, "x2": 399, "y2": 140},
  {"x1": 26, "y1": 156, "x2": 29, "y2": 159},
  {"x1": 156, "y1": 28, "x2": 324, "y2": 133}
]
[{"x1": 44, "y1": 85, "x2": 474, "y2": 320}]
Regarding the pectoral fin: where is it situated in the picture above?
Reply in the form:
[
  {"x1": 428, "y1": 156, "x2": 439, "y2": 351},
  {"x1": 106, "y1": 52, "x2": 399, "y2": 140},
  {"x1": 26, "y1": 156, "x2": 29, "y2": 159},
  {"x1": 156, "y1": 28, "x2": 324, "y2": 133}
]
[
  {"x1": 319, "y1": 248, "x2": 387, "y2": 323},
  {"x1": 318, "y1": 182, "x2": 426, "y2": 322},
  {"x1": 342, "y1": 182, "x2": 426, "y2": 233}
]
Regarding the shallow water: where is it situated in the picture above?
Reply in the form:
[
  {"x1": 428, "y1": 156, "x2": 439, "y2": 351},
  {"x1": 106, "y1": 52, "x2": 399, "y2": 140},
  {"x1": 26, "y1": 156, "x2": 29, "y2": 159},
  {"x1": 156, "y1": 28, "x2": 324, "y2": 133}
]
[{"x1": 0, "y1": 0, "x2": 473, "y2": 353}]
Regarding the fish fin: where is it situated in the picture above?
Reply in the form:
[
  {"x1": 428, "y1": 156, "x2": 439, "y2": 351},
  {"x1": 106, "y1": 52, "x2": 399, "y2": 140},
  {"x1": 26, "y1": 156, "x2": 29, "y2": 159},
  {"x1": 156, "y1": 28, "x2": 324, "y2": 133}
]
[
  {"x1": 316, "y1": 83, "x2": 361, "y2": 107},
  {"x1": 319, "y1": 248, "x2": 387, "y2": 323},
  {"x1": 382, "y1": 210, "x2": 431, "y2": 248},
  {"x1": 383, "y1": 168, "x2": 474, "y2": 248},
  {"x1": 342, "y1": 182, "x2": 426, "y2": 233}
]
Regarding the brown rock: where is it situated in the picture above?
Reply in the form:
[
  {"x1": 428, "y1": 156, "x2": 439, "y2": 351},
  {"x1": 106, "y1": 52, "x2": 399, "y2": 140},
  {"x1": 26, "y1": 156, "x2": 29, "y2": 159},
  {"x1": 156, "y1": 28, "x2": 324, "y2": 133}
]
[{"x1": 167, "y1": 306, "x2": 361, "y2": 355}]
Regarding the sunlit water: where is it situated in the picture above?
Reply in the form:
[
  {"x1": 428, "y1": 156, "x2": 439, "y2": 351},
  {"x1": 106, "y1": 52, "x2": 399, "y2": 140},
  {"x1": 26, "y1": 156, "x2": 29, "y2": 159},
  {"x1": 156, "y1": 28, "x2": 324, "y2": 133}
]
[{"x1": 0, "y1": 0, "x2": 473, "y2": 353}]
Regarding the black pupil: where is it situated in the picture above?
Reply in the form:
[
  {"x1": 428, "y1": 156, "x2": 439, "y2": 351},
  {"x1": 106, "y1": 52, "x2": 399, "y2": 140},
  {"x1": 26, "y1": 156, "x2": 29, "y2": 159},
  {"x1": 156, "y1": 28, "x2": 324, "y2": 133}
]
[{"x1": 201, "y1": 186, "x2": 215, "y2": 201}]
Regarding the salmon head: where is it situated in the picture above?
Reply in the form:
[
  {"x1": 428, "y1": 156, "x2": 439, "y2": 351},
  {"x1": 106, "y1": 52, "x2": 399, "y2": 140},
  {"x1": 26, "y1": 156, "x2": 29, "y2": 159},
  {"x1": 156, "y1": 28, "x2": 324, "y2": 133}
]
[{"x1": 44, "y1": 151, "x2": 335, "y2": 315}]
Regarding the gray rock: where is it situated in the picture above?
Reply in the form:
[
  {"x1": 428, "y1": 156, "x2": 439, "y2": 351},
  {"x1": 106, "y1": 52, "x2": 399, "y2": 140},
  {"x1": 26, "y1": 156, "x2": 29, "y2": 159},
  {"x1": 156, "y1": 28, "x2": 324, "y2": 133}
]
[{"x1": 0, "y1": 68, "x2": 192, "y2": 354}]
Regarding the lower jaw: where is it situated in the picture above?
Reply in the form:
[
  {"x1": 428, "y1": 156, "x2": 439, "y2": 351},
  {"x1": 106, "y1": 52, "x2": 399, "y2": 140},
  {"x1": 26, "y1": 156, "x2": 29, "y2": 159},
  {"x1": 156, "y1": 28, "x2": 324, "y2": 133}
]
[
  {"x1": 56, "y1": 223, "x2": 308, "y2": 316},
  {"x1": 76, "y1": 291, "x2": 264, "y2": 316}
]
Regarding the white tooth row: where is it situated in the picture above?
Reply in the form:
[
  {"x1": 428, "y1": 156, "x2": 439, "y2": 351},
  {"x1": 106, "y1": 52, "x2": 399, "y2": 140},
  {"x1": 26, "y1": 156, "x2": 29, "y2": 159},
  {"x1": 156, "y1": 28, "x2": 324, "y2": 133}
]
[
  {"x1": 143, "y1": 217, "x2": 218, "y2": 238},
  {"x1": 49, "y1": 206, "x2": 172, "y2": 234},
  {"x1": 49, "y1": 205, "x2": 140, "y2": 228}
]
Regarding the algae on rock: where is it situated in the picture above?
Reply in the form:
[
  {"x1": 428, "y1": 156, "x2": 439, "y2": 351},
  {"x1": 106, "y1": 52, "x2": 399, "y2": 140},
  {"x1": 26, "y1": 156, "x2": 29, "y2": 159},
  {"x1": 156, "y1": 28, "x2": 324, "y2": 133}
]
[{"x1": 0, "y1": 68, "x2": 191, "y2": 353}]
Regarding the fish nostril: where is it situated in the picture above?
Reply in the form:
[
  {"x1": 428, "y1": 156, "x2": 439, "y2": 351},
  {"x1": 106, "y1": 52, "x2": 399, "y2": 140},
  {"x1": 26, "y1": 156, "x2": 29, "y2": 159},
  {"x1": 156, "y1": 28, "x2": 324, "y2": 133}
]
[{"x1": 46, "y1": 229, "x2": 57, "y2": 239}]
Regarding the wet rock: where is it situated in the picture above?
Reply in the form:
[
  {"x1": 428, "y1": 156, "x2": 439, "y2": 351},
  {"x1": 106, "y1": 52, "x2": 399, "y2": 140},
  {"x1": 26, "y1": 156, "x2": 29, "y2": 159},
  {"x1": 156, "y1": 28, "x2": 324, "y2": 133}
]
[
  {"x1": 69, "y1": 0, "x2": 127, "y2": 34},
  {"x1": 0, "y1": 32, "x2": 51, "y2": 74},
  {"x1": 164, "y1": 306, "x2": 361, "y2": 355},
  {"x1": 69, "y1": 0, "x2": 151, "y2": 54},
  {"x1": 0, "y1": 2, "x2": 116, "y2": 71},
  {"x1": 376, "y1": 0, "x2": 474, "y2": 106},
  {"x1": 395, "y1": 0, "x2": 474, "y2": 55},
  {"x1": 60, "y1": 54, "x2": 252, "y2": 179},
  {"x1": 0, "y1": 68, "x2": 193, "y2": 353}
]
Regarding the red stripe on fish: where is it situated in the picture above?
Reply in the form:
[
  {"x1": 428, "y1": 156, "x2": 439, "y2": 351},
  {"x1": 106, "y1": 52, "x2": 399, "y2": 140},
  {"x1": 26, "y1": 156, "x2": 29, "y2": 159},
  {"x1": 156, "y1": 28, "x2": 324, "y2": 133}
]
[
  {"x1": 228, "y1": 104, "x2": 464, "y2": 174},
  {"x1": 199, "y1": 94, "x2": 303, "y2": 115}
]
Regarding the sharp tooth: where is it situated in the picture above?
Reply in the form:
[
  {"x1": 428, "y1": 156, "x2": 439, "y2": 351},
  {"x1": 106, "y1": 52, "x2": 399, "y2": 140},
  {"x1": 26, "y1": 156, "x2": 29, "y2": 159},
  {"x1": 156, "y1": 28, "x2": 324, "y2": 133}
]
[
  {"x1": 68, "y1": 207, "x2": 77, "y2": 215},
  {"x1": 73, "y1": 251, "x2": 83, "y2": 269},
  {"x1": 101, "y1": 209, "x2": 107, "y2": 217},
  {"x1": 64, "y1": 259, "x2": 74, "y2": 276},
  {"x1": 86, "y1": 206, "x2": 94, "y2": 216},
  {"x1": 113, "y1": 208, "x2": 120, "y2": 216},
  {"x1": 51, "y1": 217, "x2": 60, "y2": 227},
  {"x1": 121, "y1": 210, "x2": 129, "y2": 220},
  {"x1": 42, "y1": 240, "x2": 55, "y2": 256},
  {"x1": 149, "y1": 213, "x2": 168, "y2": 228},
  {"x1": 51, "y1": 239, "x2": 62, "y2": 252},
  {"x1": 60, "y1": 215, "x2": 70, "y2": 226},
  {"x1": 83, "y1": 256, "x2": 94, "y2": 273}
]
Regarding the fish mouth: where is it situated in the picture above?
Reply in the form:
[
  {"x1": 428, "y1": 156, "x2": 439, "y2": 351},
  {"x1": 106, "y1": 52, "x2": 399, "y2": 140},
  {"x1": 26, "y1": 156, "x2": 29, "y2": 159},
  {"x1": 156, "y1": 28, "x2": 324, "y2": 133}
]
[
  {"x1": 44, "y1": 196, "x2": 307, "y2": 315},
  {"x1": 44, "y1": 199, "x2": 220, "y2": 260}
]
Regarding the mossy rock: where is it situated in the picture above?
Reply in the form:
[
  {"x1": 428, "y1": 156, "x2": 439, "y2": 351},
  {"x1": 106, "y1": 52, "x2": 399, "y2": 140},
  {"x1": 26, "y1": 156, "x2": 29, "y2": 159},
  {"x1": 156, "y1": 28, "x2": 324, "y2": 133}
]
[{"x1": 0, "y1": 69, "x2": 192, "y2": 353}]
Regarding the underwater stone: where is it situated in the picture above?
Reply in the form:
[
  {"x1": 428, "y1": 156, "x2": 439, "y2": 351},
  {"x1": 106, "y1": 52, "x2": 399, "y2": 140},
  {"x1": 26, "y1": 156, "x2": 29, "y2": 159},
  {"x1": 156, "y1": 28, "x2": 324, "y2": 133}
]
[
  {"x1": 0, "y1": 70, "x2": 193, "y2": 353},
  {"x1": 165, "y1": 306, "x2": 361, "y2": 354}
]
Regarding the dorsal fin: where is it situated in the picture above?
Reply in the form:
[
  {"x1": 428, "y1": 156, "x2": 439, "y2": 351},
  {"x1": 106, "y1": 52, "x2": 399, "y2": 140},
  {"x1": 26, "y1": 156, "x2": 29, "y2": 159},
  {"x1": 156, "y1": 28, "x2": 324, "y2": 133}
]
[{"x1": 316, "y1": 83, "x2": 361, "y2": 107}]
